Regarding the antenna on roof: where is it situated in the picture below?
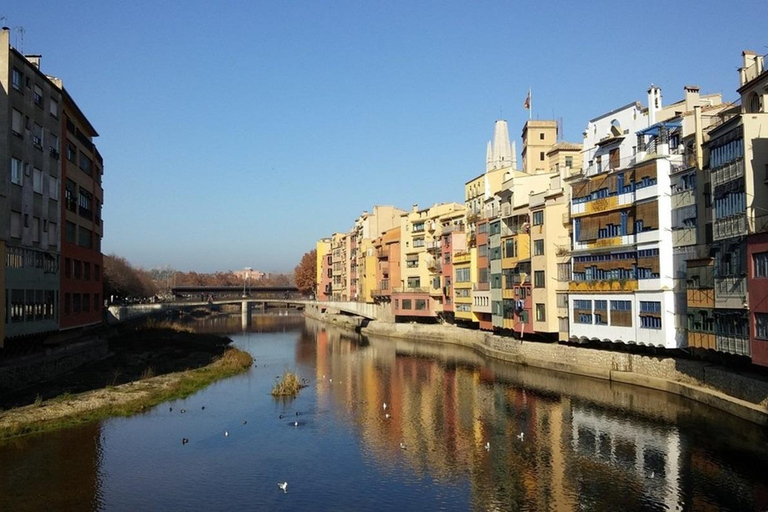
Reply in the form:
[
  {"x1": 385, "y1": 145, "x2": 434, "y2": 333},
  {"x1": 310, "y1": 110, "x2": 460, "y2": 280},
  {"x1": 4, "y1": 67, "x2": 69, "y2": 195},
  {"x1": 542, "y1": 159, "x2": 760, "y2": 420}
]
[{"x1": 12, "y1": 25, "x2": 24, "y2": 53}]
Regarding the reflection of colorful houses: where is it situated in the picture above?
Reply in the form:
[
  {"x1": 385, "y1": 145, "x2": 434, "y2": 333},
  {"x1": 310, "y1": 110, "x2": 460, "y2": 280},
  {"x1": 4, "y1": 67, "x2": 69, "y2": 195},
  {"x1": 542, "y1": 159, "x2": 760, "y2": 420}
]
[{"x1": 570, "y1": 406, "x2": 682, "y2": 511}]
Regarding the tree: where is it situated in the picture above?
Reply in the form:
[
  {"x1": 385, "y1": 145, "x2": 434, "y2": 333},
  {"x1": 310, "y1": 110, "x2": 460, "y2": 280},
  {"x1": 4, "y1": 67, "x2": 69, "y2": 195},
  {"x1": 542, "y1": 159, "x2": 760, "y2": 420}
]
[
  {"x1": 104, "y1": 254, "x2": 158, "y2": 300},
  {"x1": 294, "y1": 249, "x2": 317, "y2": 296}
]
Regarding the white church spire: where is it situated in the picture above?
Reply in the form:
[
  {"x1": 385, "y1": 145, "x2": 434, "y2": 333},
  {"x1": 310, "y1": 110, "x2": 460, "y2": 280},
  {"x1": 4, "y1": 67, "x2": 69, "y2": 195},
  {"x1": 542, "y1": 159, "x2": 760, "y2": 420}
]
[{"x1": 486, "y1": 120, "x2": 514, "y2": 171}]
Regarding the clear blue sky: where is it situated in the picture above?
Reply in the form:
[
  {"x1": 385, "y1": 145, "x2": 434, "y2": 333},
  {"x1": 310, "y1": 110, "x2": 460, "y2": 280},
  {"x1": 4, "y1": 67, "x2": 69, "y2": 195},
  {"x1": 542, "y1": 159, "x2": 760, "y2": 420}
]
[{"x1": 4, "y1": 1, "x2": 766, "y2": 272}]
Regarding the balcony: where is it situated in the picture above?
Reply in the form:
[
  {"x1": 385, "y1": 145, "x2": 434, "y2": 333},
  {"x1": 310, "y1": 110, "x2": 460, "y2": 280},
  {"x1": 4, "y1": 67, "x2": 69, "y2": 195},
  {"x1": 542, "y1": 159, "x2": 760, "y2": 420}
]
[
  {"x1": 453, "y1": 251, "x2": 471, "y2": 264},
  {"x1": 376, "y1": 248, "x2": 389, "y2": 259},
  {"x1": 392, "y1": 287, "x2": 430, "y2": 294},
  {"x1": 568, "y1": 279, "x2": 638, "y2": 292},
  {"x1": 473, "y1": 282, "x2": 490, "y2": 291},
  {"x1": 713, "y1": 214, "x2": 747, "y2": 241},
  {"x1": 711, "y1": 159, "x2": 744, "y2": 188},
  {"x1": 426, "y1": 240, "x2": 442, "y2": 252}
]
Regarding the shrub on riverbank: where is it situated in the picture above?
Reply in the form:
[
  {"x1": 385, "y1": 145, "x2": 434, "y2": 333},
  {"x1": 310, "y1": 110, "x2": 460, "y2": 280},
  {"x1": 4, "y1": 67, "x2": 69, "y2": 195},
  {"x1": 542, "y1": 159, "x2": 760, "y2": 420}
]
[{"x1": 271, "y1": 371, "x2": 307, "y2": 396}]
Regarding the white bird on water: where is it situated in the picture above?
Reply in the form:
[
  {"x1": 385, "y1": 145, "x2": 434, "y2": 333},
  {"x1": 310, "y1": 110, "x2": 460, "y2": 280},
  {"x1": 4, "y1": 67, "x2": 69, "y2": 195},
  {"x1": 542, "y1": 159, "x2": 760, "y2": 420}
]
[
  {"x1": 484, "y1": 442, "x2": 490, "y2": 451},
  {"x1": 400, "y1": 442, "x2": 406, "y2": 450},
  {"x1": 517, "y1": 432, "x2": 525, "y2": 441},
  {"x1": 224, "y1": 431, "x2": 229, "y2": 437},
  {"x1": 278, "y1": 482, "x2": 288, "y2": 493}
]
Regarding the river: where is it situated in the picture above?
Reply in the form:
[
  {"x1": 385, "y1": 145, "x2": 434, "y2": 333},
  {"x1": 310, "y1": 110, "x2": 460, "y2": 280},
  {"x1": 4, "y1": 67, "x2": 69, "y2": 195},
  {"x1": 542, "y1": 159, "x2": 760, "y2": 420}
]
[{"x1": 1, "y1": 313, "x2": 767, "y2": 511}]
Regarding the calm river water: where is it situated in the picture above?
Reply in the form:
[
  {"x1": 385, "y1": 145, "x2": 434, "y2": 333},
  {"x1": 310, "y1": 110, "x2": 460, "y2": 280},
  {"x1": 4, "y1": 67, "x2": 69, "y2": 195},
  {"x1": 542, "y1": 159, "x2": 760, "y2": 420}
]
[{"x1": 1, "y1": 313, "x2": 768, "y2": 511}]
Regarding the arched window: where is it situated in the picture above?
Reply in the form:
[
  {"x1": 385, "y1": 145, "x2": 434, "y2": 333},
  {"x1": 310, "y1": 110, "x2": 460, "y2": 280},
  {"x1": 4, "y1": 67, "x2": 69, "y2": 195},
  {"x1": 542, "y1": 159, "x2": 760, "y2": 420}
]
[{"x1": 748, "y1": 92, "x2": 762, "y2": 113}]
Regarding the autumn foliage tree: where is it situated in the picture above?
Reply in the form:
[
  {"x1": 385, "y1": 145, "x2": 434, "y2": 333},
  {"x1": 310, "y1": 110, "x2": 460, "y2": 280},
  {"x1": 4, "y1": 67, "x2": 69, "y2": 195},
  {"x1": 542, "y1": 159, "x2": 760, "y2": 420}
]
[
  {"x1": 104, "y1": 254, "x2": 158, "y2": 300},
  {"x1": 294, "y1": 249, "x2": 317, "y2": 295}
]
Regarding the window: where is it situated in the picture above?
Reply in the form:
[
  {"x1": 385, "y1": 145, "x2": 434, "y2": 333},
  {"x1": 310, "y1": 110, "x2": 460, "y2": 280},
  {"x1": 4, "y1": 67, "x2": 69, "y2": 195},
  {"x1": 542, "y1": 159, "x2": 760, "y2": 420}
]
[
  {"x1": 66, "y1": 221, "x2": 76, "y2": 244},
  {"x1": 33, "y1": 168, "x2": 43, "y2": 194},
  {"x1": 754, "y1": 252, "x2": 768, "y2": 278},
  {"x1": 50, "y1": 98, "x2": 59, "y2": 118},
  {"x1": 49, "y1": 132, "x2": 59, "y2": 157},
  {"x1": 10, "y1": 211, "x2": 21, "y2": 239},
  {"x1": 412, "y1": 237, "x2": 424, "y2": 248},
  {"x1": 49, "y1": 176, "x2": 59, "y2": 200},
  {"x1": 540, "y1": 151, "x2": 545, "y2": 161},
  {"x1": 402, "y1": 299, "x2": 412, "y2": 310},
  {"x1": 84, "y1": 262, "x2": 91, "y2": 280},
  {"x1": 94, "y1": 294, "x2": 100, "y2": 310},
  {"x1": 64, "y1": 293, "x2": 71, "y2": 315},
  {"x1": 79, "y1": 189, "x2": 93, "y2": 219},
  {"x1": 534, "y1": 239, "x2": 544, "y2": 256},
  {"x1": 534, "y1": 270, "x2": 545, "y2": 288},
  {"x1": 65, "y1": 179, "x2": 77, "y2": 212},
  {"x1": 73, "y1": 293, "x2": 81, "y2": 313},
  {"x1": 83, "y1": 294, "x2": 91, "y2": 312},
  {"x1": 12, "y1": 109, "x2": 23, "y2": 136},
  {"x1": 11, "y1": 158, "x2": 23, "y2": 185},
  {"x1": 535, "y1": 303, "x2": 545, "y2": 321},
  {"x1": 12, "y1": 67, "x2": 22, "y2": 90},
  {"x1": 456, "y1": 267, "x2": 470, "y2": 282},
  {"x1": 756, "y1": 313, "x2": 768, "y2": 340},
  {"x1": 33, "y1": 84, "x2": 43, "y2": 106},
  {"x1": 48, "y1": 222, "x2": 57, "y2": 246},
  {"x1": 641, "y1": 316, "x2": 662, "y2": 329},
  {"x1": 32, "y1": 123, "x2": 43, "y2": 147},
  {"x1": 565, "y1": 156, "x2": 573, "y2": 168},
  {"x1": 415, "y1": 299, "x2": 427, "y2": 311},
  {"x1": 407, "y1": 277, "x2": 421, "y2": 289},
  {"x1": 74, "y1": 260, "x2": 82, "y2": 279},
  {"x1": 67, "y1": 142, "x2": 77, "y2": 163},
  {"x1": 32, "y1": 217, "x2": 40, "y2": 243},
  {"x1": 504, "y1": 239, "x2": 516, "y2": 258},
  {"x1": 532, "y1": 211, "x2": 544, "y2": 226},
  {"x1": 539, "y1": 133, "x2": 545, "y2": 140}
]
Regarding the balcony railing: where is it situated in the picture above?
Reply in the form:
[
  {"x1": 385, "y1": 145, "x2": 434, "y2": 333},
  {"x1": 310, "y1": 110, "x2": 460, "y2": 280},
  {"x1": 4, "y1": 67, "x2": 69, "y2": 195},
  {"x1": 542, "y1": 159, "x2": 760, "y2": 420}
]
[
  {"x1": 392, "y1": 287, "x2": 430, "y2": 294},
  {"x1": 713, "y1": 214, "x2": 747, "y2": 241},
  {"x1": 712, "y1": 159, "x2": 744, "y2": 188},
  {"x1": 473, "y1": 282, "x2": 490, "y2": 291}
]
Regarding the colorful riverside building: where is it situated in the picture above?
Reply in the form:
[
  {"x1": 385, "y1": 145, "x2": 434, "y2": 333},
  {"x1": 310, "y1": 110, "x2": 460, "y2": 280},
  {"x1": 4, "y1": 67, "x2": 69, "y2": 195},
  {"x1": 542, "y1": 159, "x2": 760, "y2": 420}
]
[
  {"x1": 392, "y1": 202, "x2": 465, "y2": 320},
  {"x1": 371, "y1": 226, "x2": 401, "y2": 306},
  {"x1": 316, "y1": 237, "x2": 331, "y2": 300},
  {"x1": 1, "y1": 29, "x2": 63, "y2": 343},
  {"x1": 711, "y1": 51, "x2": 768, "y2": 366},
  {"x1": 56, "y1": 86, "x2": 104, "y2": 330},
  {"x1": 567, "y1": 85, "x2": 725, "y2": 348},
  {"x1": 486, "y1": 120, "x2": 581, "y2": 340},
  {"x1": 349, "y1": 206, "x2": 404, "y2": 303},
  {"x1": 465, "y1": 120, "x2": 515, "y2": 329}
]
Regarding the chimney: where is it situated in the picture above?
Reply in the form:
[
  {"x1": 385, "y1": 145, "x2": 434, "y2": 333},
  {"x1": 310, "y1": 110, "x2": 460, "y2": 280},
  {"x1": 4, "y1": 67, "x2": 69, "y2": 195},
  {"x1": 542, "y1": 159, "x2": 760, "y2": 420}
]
[
  {"x1": 647, "y1": 85, "x2": 662, "y2": 126},
  {"x1": 740, "y1": 50, "x2": 764, "y2": 86},
  {"x1": 412, "y1": 204, "x2": 418, "y2": 213},
  {"x1": 694, "y1": 105, "x2": 703, "y2": 169},
  {"x1": 684, "y1": 85, "x2": 700, "y2": 112},
  {"x1": 25, "y1": 54, "x2": 41, "y2": 69}
]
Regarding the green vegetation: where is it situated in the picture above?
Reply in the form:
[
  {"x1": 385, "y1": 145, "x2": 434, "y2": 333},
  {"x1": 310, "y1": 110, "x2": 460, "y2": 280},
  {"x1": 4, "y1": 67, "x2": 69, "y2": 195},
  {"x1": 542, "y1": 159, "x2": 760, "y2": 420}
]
[
  {"x1": 0, "y1": 348, "x2": 253, "y2": 440},
  {"x1": 271, "y1": 370, "x2": 307, "y2": 396}
]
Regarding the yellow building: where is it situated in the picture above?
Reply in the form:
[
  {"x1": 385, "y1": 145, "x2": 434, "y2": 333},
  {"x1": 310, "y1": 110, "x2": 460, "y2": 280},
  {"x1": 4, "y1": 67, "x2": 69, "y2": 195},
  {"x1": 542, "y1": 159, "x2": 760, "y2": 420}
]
[
  {"x1": 393, "y1": 203, "x2": 465, "y2": 319},
  {"x1": 315, "y1": 238, "x2": 331, "y2": 296}
]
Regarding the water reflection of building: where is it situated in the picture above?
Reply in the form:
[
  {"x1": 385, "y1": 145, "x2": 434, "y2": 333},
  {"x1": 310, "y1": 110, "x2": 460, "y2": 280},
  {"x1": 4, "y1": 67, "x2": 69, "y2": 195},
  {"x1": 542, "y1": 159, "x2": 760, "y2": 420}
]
[
  {"x1": 0, "y1": 422, "x2": 102, "y2": 510},
  {"x1": 307, "y1": 320, "x2": 768, "y2": 511},
  {"x1": 571, "y1": 405, "x2": 682, "y2": 510}
]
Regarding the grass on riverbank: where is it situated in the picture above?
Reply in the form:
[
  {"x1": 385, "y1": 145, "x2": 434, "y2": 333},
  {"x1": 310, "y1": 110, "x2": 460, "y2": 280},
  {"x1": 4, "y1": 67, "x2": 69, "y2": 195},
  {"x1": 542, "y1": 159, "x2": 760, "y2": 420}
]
[
  {"x1": 0, "y1": 347, "x2": 253, "y2": 440},
  {"x1": 271, "y1": 370, "x2": 307, "y2": 396}
]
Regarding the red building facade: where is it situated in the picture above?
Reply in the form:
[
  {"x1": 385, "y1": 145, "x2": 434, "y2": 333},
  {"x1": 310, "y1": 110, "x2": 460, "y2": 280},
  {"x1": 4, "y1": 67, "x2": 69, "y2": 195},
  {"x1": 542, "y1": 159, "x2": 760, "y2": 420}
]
[{"x1": 59, "y1": 90, "x2": 103, "y2": 329}]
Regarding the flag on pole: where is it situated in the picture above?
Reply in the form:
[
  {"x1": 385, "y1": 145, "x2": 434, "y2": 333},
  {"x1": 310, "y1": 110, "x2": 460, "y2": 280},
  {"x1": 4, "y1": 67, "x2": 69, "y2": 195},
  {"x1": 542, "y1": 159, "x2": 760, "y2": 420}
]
[{"x1": 523, "y1": 90, "x2": 531, "y2": 110}]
